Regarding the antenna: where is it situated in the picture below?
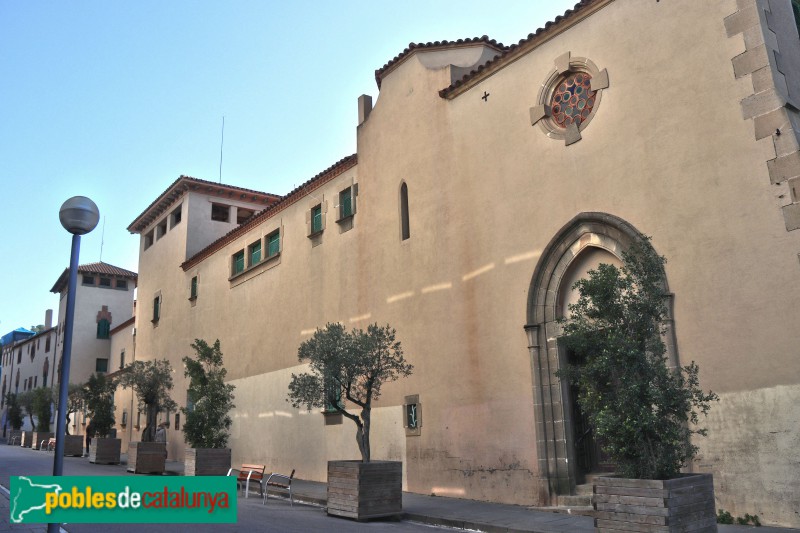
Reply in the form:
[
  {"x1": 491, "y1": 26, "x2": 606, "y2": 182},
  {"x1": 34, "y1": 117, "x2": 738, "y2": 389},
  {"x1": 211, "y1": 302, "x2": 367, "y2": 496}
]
[
  {"x1": 99, "y1": 216, "x2": 106, "y2": 261},
  {"x1": 219, "y1": 116, "x2": 225, "y2": 183}
]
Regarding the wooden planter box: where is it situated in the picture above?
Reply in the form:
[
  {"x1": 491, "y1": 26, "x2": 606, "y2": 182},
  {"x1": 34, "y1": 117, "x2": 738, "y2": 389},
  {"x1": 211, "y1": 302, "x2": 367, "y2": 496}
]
[
  {"x1": 20, "y1": 431, "x2": 33, "y2": 448},
  {"x1": 6, "y1": 430, "x2": 22, "y2": 445},
  {"x1": 89, "y1": 438, "x2": 121, "y2": 464},
  {"x1": 63, "y1": 435, "x2": 84, "y2": 457},
  {"x1": 127, "y1": 441, "x2": 166, "y2": 474},
  {"x1": 593, "y1": 473, "x2": 717, "y2": 532},
  {"x1": 327, "y1": 460, "x2": 402, "y2": 520},
  {"x1": 31, "y1": 432, "x2": 53, "y2": 450},
  {"x1": 185, "y1": 448, "x2": 231, "y2": 476}
]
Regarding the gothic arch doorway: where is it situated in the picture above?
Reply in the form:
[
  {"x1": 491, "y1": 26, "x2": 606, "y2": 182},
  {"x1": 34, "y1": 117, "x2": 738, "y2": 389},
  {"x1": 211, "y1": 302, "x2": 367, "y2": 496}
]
[{"x1": 523, "y1": 213, "x2": 678, "y2": 503}]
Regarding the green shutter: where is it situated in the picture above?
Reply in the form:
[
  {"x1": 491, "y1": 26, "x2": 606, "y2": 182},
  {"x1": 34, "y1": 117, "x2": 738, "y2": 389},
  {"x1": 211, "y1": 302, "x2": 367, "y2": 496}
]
[
  {"x1": 250, "y1": 241, "x2": 261, "y2": 265},
  {"x1": 268, "y1": 231, "x2": 280, "y2": 257},
  {"x1": 233, "y1": 251, "x2": 245, "y2": 274},
  {"x1": 311, "y1": 206, "x2": 322, "y2": 233},
  {"x1": 153, "y1": 297, "x2": 160, "y2": 321},
  {"x1": 340, "y1": 188, "x2": 352, "y2": 218},
  {"x1": 190, "y1": 276, "x2": 197, "y2": 299}
]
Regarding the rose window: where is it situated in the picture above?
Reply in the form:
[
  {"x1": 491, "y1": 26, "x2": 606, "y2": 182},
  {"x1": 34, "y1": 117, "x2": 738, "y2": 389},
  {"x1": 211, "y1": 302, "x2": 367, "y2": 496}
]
[{"x1": 550, "y1": 73, "x2": 595, "y2": 128}]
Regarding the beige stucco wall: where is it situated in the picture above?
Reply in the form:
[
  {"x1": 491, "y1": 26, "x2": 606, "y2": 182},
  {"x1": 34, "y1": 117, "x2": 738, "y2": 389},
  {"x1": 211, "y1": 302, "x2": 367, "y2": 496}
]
[
  {"x1": 126, "y1": 0, "x2": 800, "y2": 525},
  {"x1": 56, "y1": 281, "x2": 134, "y2": 387}
]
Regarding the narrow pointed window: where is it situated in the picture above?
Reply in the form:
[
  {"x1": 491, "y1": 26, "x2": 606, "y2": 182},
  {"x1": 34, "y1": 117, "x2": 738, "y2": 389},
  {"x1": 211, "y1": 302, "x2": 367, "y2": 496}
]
[{"x1": 400, "y1": 182, "x2": 410, "y2": 241}]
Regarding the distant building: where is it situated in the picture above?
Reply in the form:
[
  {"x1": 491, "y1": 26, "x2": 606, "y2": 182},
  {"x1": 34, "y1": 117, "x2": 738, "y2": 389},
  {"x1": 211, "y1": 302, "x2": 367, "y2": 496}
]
[
  {"x1": 123, "y1": 0, "x2": 800, "y2": 527},
  {"x1": 50, "y1": 262, "x2": 138, "y2": 388},
  {"x1": 1, "y1": 313, "x2": 56, "y2": 432},
  {"x1": 0, "y1": 262, "x2": 138, "y2": 435}
]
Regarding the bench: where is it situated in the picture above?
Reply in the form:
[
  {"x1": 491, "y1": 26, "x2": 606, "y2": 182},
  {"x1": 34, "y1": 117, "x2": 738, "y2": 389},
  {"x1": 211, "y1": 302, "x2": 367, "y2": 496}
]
[
  {"x1": 263, "y1": 469, "x2": 295, "y2": 506},
  {"x1": 227, "y1": 464, "x2": 266, "y2": 498}
]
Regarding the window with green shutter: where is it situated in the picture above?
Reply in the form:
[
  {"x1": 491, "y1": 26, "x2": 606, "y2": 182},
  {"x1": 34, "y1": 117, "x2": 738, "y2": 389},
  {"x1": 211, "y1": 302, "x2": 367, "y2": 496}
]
[
  {"x1": 267, "y1": 230, "x2": 280, "y2": 257},
  {"x1": 311, "y1": 205, "x2": 323, "y2": 234},
  {"x1": 152, "y1": 296, "x2": 160, "y2": 322},
  {"x1": 340, "y1": 188, "x2": 353, "y2": 219},
  {"x1": 190, "y1": 276, "x2": 198, "y2": 300},
  {"x1": 96, "y1": 319, "x2": 110, "y2": 339},
  {"x1": 324, "y1": 376, "x2": 343, "y2": 413},
  {"x1": 232, "y1": 250, "x2": 245, "y2": 275},
  {"x1": 249, "y1": 240, "x2": 262, "y2": 266},
  {"x1": 793, "y1": 0, "x2": 800, "y2": 38}
]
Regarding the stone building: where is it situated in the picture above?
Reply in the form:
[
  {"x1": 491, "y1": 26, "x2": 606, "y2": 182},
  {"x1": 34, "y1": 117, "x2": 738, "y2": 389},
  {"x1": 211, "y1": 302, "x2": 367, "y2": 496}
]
[{"x1": 123, "y1": 0, "x2": 800, "y2": 527}]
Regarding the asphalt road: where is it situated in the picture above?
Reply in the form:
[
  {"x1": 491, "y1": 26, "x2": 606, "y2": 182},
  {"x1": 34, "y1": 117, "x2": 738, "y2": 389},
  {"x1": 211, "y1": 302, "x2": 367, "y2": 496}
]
[{"x1": 0, "y1": 444, "x2": 451, "y2": 533}]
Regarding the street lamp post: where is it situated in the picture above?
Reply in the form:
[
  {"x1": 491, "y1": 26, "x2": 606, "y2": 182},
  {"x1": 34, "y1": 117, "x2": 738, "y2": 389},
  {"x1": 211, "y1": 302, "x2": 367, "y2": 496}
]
[{"x1": 50, "y1": 197, "x2": 99, "y2": 533}]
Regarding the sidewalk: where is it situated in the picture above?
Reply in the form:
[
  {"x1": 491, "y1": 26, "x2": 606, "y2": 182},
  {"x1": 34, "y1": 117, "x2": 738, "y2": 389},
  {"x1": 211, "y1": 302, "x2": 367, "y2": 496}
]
[{"x1": 0, "y1": 444, "x2": 796, "y2": 532}]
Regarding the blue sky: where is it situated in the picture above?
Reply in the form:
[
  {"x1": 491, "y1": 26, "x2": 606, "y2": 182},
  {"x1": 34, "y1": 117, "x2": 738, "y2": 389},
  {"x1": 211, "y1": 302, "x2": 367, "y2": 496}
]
[{"x1": 0, "y1": 0, "x2": 576, "y2": 331}]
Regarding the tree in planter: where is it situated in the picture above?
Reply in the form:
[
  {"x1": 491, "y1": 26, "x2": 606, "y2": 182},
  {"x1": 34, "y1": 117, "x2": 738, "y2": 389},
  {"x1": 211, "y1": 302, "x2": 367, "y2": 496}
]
[
  {"x1": 557, "y1": 237, "x2": 718, "y2": 480},
  {"x1": 181, "y1": 339, "x2": 236, "y2": 448},
  {"x1": 17, "y1": 390, "x2": 35, "y2": 429},
  {"x1": 118, "y1": 359, "x2": 177, "y2": 442},
  {"x1": 5, "y1": 393, "x2": 24, "y2": 430},
  {"x1": 82, "y1": 373, "x2": 116, "y2": 437},
  {"x1": 64, "y1": 383, "x2": 85, "y2": 435},
  {"x1": 31, "y1": 387, "x2": 52, "y2": 432},
  {"x1": 288, "y1": 323, "x2": 413, "y2": 462}
]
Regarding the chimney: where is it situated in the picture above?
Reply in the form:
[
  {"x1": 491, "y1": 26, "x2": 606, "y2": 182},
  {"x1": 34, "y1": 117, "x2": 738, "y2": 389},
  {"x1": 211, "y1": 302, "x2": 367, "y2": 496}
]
[
  {"x1": 358, "y1": 94, "x2": 373, "y2": 125},
  {"x1": 45, "y1": 309, "x2": 53, "y2": 329}
]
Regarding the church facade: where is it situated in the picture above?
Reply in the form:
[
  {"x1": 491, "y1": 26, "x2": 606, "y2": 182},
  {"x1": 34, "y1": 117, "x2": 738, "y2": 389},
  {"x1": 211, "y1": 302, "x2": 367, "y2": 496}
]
[{"x1": 122, "y1": 0, "x2": 800, "y2": 526}]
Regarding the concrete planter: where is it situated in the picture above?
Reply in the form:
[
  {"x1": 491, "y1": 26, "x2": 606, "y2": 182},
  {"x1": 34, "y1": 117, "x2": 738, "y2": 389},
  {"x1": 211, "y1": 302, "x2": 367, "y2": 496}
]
[
  {"x1": 31, "y1": 432, "x2": 53, "y2": 450},
  {"x1": 593, "y1": 473, "x2": 717, "y2": 532},
  {"x1": 6, "y1": 430, "x2": 22, "y2": 445},
  {"x1": 127, "y1": 441, "x2": 166, "y2": 474},
  {"x1": 89, "y1": 438, "x2": 121, "y2": 464},
  {"x1": 184, "y1": 448, "x2": 231, "y2": 476},
  {"x1": 20, "y1": 431, "x2": 33, "y2": 448},
  {"x1": 327, "y1": 460, "x2": 402, "y2": 520},
  {"x1": 63, "y1": 435, "x2": 84, "y2": 457}
]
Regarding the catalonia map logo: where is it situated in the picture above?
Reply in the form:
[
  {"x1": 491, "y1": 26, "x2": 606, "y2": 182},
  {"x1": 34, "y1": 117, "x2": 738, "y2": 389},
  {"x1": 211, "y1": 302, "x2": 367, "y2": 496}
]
[{"x1": 9, "y1": 476, "x2": 237, "y2": 523}]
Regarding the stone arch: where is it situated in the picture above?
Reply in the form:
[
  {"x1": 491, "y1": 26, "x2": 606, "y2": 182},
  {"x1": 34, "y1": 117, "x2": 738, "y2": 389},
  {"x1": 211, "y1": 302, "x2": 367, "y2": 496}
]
[{"x1": 523, "y1": 212, "x2": 677, "y2": 503}]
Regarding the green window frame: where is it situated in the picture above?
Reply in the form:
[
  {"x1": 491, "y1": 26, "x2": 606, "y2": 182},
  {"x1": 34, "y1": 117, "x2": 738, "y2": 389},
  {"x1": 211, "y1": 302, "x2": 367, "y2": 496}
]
[
  {"x1": 324, "y1": 376, "x2": 343, "y2": 413},
  {"x1": 232, "y1": 250, "x2": 245, "y2": 275},
  {"x1": 249, "y1": 240, "x2": 262, "y2": 266},
  {"x1": 311, "y1": 205, "x2": 323, "y2": 234},
  {"x1": 793, "y1": 0, "x2": 800, "y2": 38},
  {"x1": 267, "y1": 230, "x2": 280, "y2": 258},
  {"x1": 152, "y1": 296, "x2": 160, "y2": 322},
  {"x1": 340, "y1": 187, "x2": 353, "y2": 219},
  {"x1": 96, "y1": 319, "x2": 110, "y2": 339},
  {"x1": 95, "y1": 358, "x2": 108, "y2": 373},
  {"x1": 190, "y1": 276, "x2": 198, "y2": 300}
]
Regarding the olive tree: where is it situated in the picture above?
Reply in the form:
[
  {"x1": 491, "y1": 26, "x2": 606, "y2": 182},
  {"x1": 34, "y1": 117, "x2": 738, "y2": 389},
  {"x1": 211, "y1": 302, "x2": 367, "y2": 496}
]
[
  {"x1": 287, "y1": 323, "x2": 412, "y2": 462},
  {"x1": 5, "y1": 393, "x2": 23, "y2": 430},
  {"x1": 118, "y1": 359, "x2": 177, "y2": 442},
  {"x1": 31, "y1": 387, "x2": 52, "y2": 432},
  {"x1": 557, "y1": 237, "x2": 718, "y2": 479}
]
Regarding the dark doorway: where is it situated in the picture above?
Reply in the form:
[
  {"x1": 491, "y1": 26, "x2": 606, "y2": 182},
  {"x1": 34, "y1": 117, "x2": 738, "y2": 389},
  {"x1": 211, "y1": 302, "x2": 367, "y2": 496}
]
[{"x1": 567, "y1": 348, "x2": 614, "y2": 483}]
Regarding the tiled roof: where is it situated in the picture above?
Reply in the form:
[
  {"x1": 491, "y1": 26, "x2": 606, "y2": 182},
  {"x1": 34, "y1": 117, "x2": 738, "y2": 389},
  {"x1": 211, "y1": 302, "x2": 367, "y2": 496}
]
[
  {"x1": 109, "y1": 316, "x2": 135, "y2": 336},
  {"x1": 50, "y1": 262, "x2": 138, "y2": 293},
  {"x1": 128, "y1": 176, "x2": 281, "y2": 234},
  {"x1": 374, "y1": 36, "x2": 506, "y2": 89},
  {"x1": 181, "y1": 154, "x2": 358, "y2": 271},
  {"x1": 438, "y1": 0, "x2": 607, "y2": 99}
]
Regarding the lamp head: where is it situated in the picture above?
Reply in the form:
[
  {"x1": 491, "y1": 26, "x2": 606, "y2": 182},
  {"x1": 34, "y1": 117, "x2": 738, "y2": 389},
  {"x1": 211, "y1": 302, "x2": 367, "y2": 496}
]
[{"x1": 59, "y1": 196, "x2": 99, "y2": 235}]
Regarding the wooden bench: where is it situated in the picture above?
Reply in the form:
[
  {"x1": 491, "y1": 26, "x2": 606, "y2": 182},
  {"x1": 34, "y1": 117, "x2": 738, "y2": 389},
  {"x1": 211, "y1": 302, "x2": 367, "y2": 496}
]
[
  {"x1": 263, "y1": 469, "x2": 295, "y2": 506},
  {"x1": 227, "y1": 464, "x2": 266, "y2": 498}
]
